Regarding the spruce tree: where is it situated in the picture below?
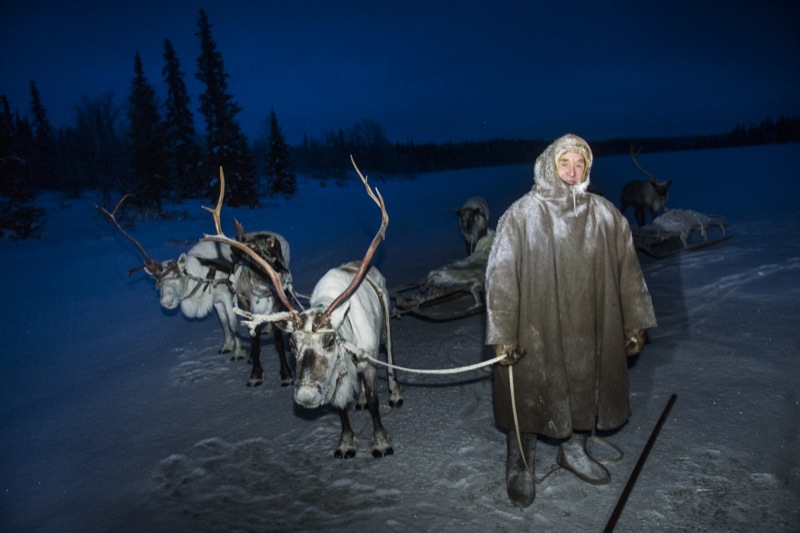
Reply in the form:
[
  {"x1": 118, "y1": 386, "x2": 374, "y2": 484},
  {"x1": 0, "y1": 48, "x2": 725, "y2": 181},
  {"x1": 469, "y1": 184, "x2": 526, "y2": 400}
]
[
  {"x1": 266, "y1": 108, "x2": 296, "y2": 197},
  {"x1": 73, "y1": 93, "x2": 127, "y2": 200},
  {"x1": 127, "y1": 53, "x2": 168, "y2": 212},
  {"x1": 0, "y1": 96, "x2": 45, "y2": 238},
  {"x1": 0, "y1": 95, "x2": 27, "y2": 202},
  {"x1": 195, "y1": 8, "x2": 258, "y2": 207},
  {"x1": 162, "y1": 39, "x2": 204, "y2": 199},
  {"x1": 29, "y1": 81, "x2": 58, "y2": 190}
]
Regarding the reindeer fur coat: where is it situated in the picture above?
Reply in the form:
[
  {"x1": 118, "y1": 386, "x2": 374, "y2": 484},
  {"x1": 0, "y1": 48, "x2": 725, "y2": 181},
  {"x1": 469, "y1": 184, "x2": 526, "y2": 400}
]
[{"x1": 485, "y1": 134, "x2": 657, "y2": 438}]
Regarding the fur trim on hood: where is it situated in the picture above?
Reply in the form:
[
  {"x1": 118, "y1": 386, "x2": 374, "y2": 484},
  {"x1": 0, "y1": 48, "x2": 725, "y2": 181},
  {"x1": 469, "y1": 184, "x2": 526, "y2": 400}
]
[{"x1": 533, "y1": 133, "x2": 593, "y2": 200}]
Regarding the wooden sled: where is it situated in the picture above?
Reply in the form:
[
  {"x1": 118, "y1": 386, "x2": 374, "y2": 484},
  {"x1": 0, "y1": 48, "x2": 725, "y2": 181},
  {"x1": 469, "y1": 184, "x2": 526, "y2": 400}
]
[
  {"x1": 390, "y1": 282, "x2": 485, "y2": 322},
  {"x1": 633, "y1": 211, "x2": 729, "y2": 259}
]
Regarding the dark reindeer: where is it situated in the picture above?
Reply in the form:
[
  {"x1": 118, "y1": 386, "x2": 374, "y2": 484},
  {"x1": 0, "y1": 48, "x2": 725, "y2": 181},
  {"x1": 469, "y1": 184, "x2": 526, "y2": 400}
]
[
  {"x1": 96, "y1": 196, "x2": 295, "y2": 387},
  {"x1": 448, "y1": 196, "x2": 490, "y2": 255},
  {"x1": 620, "y1": 145, "x2": 672, "y2": 227},
  {"x1": 230, "y1": 227, "x2": 298, "y2": 387},
  {"x1": 202, "y1": 161, "x2": 403, "y2": 458}
]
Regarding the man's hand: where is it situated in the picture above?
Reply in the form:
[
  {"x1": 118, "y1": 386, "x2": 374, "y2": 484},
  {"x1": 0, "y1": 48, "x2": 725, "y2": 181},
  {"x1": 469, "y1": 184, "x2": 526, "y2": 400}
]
[
  {"x1": 493, "y1": 344, "x2": 525, "y2": 366},
  {"x1": 625, "y1": 329, "x2": 647, "y2": 356}
]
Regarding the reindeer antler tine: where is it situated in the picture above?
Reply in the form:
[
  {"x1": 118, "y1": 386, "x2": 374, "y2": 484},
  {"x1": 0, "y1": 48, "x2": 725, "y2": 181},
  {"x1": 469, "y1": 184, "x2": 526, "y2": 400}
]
[
  {"x1": 200, "y1": 167, "x2": 297, "y2": 316},
  {"x1": 323, "y1": 156, "x2": 390, "y2": 320},
  {"x1": 202, "y1": 166, "x2": 226, "y2": 236},
  {"x1": 234, "y1": 219, "x2": 246, "y2": 241},
  {"x1": 629, "y1": 144, "x2": 656, "y2": 180},
  {"x1": 96, "y1": 193, "x2": 159, "y2": 273},
  {"x1": 351, "y1": 154, "x2": 388, "y2": 239},
  {"x1": 111, "y1": 193, "x2": 134, "y2": 216}
]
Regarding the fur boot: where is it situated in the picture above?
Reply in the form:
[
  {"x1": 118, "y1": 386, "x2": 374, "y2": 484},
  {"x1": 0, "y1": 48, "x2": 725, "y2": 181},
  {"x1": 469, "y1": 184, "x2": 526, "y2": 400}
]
[
  {"x1": 557, "y1": 432, "x2": 610, "y2": 485},
  {"x1": 505, "y1": 430, "x2": 536, "y2": 507}
]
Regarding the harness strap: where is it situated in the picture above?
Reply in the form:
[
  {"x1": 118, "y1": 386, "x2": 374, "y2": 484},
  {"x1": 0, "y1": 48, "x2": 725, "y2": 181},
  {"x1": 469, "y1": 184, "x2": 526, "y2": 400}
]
[{"x1": 184, "y1": 266, "x2": 220, "y2": 299}]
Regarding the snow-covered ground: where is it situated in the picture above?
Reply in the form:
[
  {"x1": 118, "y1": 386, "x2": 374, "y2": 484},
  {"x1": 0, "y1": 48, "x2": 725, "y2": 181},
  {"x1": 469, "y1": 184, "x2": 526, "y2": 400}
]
[{"x1": 1, "y1": 144, "x2": 798, "y2": 532}]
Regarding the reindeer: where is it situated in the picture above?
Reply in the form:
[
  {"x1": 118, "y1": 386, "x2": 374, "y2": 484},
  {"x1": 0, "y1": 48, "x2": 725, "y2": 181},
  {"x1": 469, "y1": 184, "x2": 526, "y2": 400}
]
[
  {"x1": 96, "y1": 197, "x2": 294, "y2": 387},
  {"x1": 202, "y1": 161, "x2": 403, "y2": 459},
  {"x1": 448, "y1": 196, "x2": 490, "y2": 255},
  {"x1": 620, "y1": 145, "x2": 672, "y2": 227},
  {"x1": 229, "y1": 228, "x2": 298, "y2": 387}
]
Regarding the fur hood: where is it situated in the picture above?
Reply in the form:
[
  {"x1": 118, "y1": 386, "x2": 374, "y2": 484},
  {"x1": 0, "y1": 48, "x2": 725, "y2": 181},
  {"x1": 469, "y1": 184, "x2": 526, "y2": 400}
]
[
  {"x1": 533, "y1": 133, "x2": 593, "y2": 199},
  {"x1": 485, "y1": 134, "x2": 656, "y2": 438}
]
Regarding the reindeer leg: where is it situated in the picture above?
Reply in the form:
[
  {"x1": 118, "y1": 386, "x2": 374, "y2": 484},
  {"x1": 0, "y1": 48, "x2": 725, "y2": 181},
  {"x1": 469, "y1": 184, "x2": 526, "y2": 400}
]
[
  {"x1": 362, "y1": 367, "x2": 393, "y2": 458},
  {"x1": 383, "y1": 338, "x2": 403, "y2": 409},
  {"x1": 247, "y1": 323, "x2": 265, "y2": 387},
  {"x1": 271, "y1": 324, "x2": 293, "y2": 386},
  {"x1": 335, "y1": 408, "x2": 358, "y2": 459},
  {"x1": 386, "y1": 357, "x2": 403, "y2": 409},
  {"x1": 635, "y1": 206, "x2": 646, "y2": 228},
  {"x1": 355, "y1": 386, "x2": 368, "y2": 410},
  {"x1": 215, "y1": 300, "x2": 244, "y2": 359}
]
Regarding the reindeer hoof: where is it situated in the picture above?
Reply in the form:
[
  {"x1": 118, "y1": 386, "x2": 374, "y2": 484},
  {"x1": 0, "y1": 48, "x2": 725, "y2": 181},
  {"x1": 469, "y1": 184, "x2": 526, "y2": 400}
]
[
  {"x1": 230, "y1": 353, "x2": 246, "y2": 361},
  {"x1": 247, "y1": 371, "x2": 265, "y2": 388},
  {"x1": 279, "y1": 374, "x2": 294, "y2": 387},
  {"x1": 372, "y1": 446, "x2": 394, "y2": 458},
  {"x1": 334, "y1": 449, "x2": 357, "y2": 459},
  {"x1": 355, "y1": 403, "x2": 367, "y2": 411},
  {"x1": 389, "y1": 398, "x2": 404, "y2": 409}
]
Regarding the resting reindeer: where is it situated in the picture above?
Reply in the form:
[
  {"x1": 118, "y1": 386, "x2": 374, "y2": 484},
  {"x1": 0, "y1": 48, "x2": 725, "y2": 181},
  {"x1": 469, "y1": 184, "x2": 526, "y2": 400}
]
[
  {"x1": 620, "y1": 145, "x2": 672, "y2": 227},
  {"x1": 448, "y1": 196, "x2": 490, "y2": 255},
  {"x1": 651, "y1": 209, "x2": 727, "y2": 249},
  {"x1": 202, "y1": 161, "x2": 403, "y2": 459},
  {"x1": 421, "y1": 228, "x2": 495, "y2": 309},
  {"x1": 96, "y1": 197, "x2": 294, "y2": 387}
]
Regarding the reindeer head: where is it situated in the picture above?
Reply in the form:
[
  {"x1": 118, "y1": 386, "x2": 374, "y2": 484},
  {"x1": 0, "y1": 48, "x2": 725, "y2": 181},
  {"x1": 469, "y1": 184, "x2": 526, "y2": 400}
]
[
  {"x1": 649, "y1": 177, "x2": 672, "y2": 198},
  {"x1": 201, "y1": 160, "x2": 388, "y2": 410},
  {"x1": 150, "y1": 257, "x2": 186, "y2": 309},
  {"x1": 97, "y1": 196, "x2": 223, "y2": 313},
  {"x1": 283, "y1": 301, "x2": 358, "y2": 408},
  {"x1": 449, "y1": 197, "x2": 489, "y2": 254}
]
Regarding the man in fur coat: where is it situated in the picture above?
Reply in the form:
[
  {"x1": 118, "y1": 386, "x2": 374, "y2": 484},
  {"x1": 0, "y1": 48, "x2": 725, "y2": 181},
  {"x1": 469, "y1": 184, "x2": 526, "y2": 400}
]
[{"x1": 485, "y1": 133, "x2": 656, "y2": 508}]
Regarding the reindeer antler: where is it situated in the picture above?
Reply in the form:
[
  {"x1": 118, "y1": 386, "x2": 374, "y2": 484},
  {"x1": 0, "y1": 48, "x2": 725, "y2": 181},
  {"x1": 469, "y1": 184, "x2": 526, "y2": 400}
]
[
  {"x1": 630, "y1": 144, "x2": 657, "y2": 181},
  {"x1": 322, "y1": 155, "x2": 389, "y2": 321},
  {"x1": 201, "y1": 167, "x2": 298, "y2": 316},
  {"x1": 96, "y1": 194, "x2": 162, "y2": 276}
]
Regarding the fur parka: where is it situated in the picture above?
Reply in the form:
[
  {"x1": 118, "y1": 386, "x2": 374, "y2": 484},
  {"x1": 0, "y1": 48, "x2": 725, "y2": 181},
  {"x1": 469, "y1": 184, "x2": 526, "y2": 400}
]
[{"x1": 485, "y1": 134, "x2": 657, "y2": 438}]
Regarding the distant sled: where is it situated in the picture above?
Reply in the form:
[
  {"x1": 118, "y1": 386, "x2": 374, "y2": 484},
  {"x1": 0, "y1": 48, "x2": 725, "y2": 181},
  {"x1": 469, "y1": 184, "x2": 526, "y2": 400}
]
[
  {"x1": 390, "y1": 230, "x2": 494, "y2": 322},
  {"x1": 391, "y1": 283, "x2": 485, "y2": 322},
  {"x1": 632, "y1": 208, "x2": 730, "y2": 258}
]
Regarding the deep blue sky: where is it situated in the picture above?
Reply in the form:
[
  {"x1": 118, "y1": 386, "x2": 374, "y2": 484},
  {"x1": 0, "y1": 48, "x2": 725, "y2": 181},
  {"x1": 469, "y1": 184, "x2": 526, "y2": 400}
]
[{"x1": 2, "y1": 1, "x2": 798, "y2": 145}]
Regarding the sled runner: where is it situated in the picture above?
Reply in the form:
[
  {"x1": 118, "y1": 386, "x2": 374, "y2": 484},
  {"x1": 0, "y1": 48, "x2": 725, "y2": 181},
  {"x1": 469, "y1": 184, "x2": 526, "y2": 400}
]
[
  {"x1": 390, "y1": 282, "x2": 485, "y2": 322},
  {"x1": 632, "y1": 209, "x2": 729, "y2": 259}
]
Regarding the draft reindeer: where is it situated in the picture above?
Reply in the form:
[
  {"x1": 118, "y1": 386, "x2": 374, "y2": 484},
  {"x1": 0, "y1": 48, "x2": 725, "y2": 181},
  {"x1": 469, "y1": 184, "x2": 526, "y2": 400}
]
[
  {"x1": 96, "y1": 196, "x2": 295, "y2": 387},
  {"x1": 202, "y1": 161, "x2": 403, "y2": 458}
]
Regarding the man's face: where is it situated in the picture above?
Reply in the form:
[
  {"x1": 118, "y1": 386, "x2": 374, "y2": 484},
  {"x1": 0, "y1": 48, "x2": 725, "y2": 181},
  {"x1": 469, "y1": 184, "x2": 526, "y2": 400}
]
[{"x1": 556, "y1": 152, "x2": 587, "y2": 185}]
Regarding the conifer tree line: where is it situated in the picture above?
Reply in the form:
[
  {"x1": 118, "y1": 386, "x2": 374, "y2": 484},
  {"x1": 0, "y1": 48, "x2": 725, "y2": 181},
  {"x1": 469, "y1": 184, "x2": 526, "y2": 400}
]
[
  {"x1": 1, "y1": 8, "x2": 294, "y2": 227},
  {"x1": 2, "y1": 8, "x2": 799, "y2": 239}
]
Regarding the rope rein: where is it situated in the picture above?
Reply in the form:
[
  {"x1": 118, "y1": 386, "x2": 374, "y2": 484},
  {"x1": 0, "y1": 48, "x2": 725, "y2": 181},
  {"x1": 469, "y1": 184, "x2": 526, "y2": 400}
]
[{"x1": 362, "y1": 352, "x2": 505, "y2": 375}]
